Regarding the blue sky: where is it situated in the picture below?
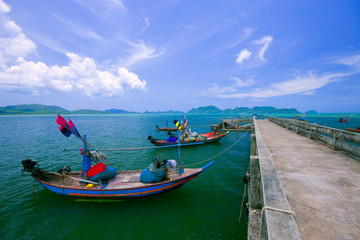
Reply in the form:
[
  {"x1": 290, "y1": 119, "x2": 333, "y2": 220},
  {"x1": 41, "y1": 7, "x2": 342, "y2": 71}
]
[{"x1": 0, "y1": 0, "x2": 359, "y2": 113}]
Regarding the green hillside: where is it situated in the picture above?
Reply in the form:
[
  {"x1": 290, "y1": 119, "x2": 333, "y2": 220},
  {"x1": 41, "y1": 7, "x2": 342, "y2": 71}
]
[
  {"x1": 187, "y1": 105, "x2": 222, "y2": 114},
  {"x1": 0, "y1": 104, "x2": 305, "y2": 115},
  {"x1": 0, "y1": 104, "x2": 70, "y2": 114},
  {"x1": 187, "y1": 106, "x2": 300, "y2": 114}
]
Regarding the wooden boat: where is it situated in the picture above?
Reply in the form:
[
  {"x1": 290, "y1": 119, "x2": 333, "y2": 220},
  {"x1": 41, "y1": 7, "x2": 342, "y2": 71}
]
[
  {"x1": 155, "y1": 125, "x2": 178, "y2": 131},
  {"x1": 21, "y1": 115, "x2": 215, "y2": 199},
  {"x1": 22, "y1": 160, "x2": 214, "y2": 198},
  {"x1": 344, "y1": 127, "x2": 360, "y2": 133},
  {"x1": 340, "y1": 116, "x2": 349, "y2": 122},
  {"x1": 295, "y1": 115, "x2": 307, "y2": 122},
  {"x1": 148, "y1": 131, "x2": 229, "y2": 147}
]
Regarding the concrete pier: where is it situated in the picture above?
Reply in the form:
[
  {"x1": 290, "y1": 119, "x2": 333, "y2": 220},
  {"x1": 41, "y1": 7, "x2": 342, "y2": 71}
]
[
  {"x1": 249, "y1": 118, "x2": 360, "y2": 239},
  {"x1": 221, "y1": 118, "x2": 253, "y2": 131}
]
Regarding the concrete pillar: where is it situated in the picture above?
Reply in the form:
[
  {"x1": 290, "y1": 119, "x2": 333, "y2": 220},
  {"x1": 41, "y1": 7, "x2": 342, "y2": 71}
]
[{"x1": 249, "y1": 156, "x2": 262, "y2": 209}]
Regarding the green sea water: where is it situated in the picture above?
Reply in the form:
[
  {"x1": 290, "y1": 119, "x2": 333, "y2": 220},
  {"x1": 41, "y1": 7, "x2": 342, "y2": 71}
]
[
  {"x1": 1, "y1": 113, "x2": 359, "y2": 240},
  {"x1": 0, "y1": 114, "x2": 251, "y2": 240}
]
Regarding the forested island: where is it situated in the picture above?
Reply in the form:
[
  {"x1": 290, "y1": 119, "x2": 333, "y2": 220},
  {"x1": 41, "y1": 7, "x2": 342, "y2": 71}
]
[{"x1": 0, "y1": 104, "x2": 306, "y2": 115}]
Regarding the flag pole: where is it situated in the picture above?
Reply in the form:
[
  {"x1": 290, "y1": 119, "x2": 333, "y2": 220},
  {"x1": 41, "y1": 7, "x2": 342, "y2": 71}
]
[{"x1": 177, "y1": 129, "x2": 184, "y2": 175}]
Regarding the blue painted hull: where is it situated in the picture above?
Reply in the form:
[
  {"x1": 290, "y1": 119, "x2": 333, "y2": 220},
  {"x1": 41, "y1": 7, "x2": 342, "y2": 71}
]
[{"x1": 34, "y1": 161, "x2": 215, "y2": 199}]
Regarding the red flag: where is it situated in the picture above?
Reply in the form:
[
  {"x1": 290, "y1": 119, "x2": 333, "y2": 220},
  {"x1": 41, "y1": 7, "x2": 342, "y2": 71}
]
[
  {"x1": 56, "y1": 115, "x2": 72, "y2": 137},
  {"x1": 68, "y1": 118, "x2": 80, "y2": 137}
]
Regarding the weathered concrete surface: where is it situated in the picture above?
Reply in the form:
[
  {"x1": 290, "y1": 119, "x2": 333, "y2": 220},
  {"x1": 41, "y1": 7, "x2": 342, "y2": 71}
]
[{"x1": 257, "y1": 119, "x2": 360, "y2": 240}]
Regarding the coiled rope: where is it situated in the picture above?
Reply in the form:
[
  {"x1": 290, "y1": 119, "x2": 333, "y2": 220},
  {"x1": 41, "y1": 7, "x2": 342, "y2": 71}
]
[{"x1": 183, "y1": 129, "x2": 250, "y2": 167}]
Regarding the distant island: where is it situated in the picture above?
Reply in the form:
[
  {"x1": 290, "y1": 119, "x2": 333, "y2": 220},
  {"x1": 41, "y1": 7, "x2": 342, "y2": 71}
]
[{"x1": 0, "y1": 104, "x2": 307, "y2": 115}]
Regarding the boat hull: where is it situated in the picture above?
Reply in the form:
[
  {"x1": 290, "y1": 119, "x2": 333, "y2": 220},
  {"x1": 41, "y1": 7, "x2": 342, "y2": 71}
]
[
  {"x1": 33, "y1": 162, "x2": 214, "y2": 199},
  {"x1": 36, "y1": 175, "x2": 197, "y2": 198},
  {"x1": 344, "y1": 128, "x2": 360, "y2": 133},
  {"x1": 149, "y1": 131, "x2": 229, "y2": 147},
  {"x1": 156, "y1": 125, "x2": 178, "y2": 131}
]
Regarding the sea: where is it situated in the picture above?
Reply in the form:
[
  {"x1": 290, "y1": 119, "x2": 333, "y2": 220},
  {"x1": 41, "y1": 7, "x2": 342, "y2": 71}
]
[{"x1": 1, "y1": 113, "x2": 359, "y2": 240}]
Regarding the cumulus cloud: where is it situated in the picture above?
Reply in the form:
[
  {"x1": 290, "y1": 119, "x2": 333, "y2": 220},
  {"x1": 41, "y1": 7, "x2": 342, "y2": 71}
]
[
  {"x1": 236, "y1": 49, "x2": 252, "y2": 64},
  {"x1": 0, "y1": 53, "x2": 147, "y2": 96},
  {"x1": 254, "y1": 35, "x2": 273, "y2": 61},
  {"x1": 0, "y1": 0, "x2": 147, "y2": 97},
  {"x1": 0, "y1": 0, "x2": 10, "y2": 13},
  {"x1": 0, "y1": 1, "x2": 36, "y2": 65}
]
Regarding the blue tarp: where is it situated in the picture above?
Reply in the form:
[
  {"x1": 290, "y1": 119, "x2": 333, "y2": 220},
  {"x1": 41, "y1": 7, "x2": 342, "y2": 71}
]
[
  {"x1": 140, "y1": 164, "x2": 166, "y2": 183},
  {"x1": 88, "y1": 165, "x2": 117, "y2": 182}
]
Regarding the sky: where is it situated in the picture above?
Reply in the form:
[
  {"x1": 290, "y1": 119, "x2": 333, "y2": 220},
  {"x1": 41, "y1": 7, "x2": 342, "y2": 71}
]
[{"x1": 0, "y1": 0, "x2": 359, "y2": 113}]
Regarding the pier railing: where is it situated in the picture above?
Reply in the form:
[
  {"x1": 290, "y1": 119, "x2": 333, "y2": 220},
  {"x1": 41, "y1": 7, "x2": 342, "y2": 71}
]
[
  {"x1": 248, "y1": 118, "x2": 301, "y2": 240},
  {"x1": 269, "y1": 117, "x2": 360, "y2": 160}
]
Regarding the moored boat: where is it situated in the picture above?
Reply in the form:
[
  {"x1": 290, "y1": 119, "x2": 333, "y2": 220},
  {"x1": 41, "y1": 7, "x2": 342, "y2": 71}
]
[
  {"x1": 21, "y1": 115, "x2": 215, "y2": 199},
  {"x1": 148, "y1": 131, "x2": 229, "y2": 147},
  {"x1": 149, "y1": 117, "x2": 229, "y2": 147},
  {"x1": 340, "y1": 116, "x2": 349, "y2": 122},
  {"x1": 155, "y1": 125, "x2": 178, "y2": 131},
  {"x1": 21, "y1": 159, "x2": 214, "y2": 198},
  {"x1": 344, "y1": 127, "x2": 360, "y2": 133}
]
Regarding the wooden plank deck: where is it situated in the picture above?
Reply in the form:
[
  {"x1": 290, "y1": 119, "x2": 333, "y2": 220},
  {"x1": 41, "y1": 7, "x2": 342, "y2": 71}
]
[{"x1": 256, "y1": 119, "x2": 360, "y2": 240}]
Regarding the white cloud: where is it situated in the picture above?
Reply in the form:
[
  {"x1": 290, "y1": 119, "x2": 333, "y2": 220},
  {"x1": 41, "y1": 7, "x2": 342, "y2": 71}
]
[
  {"x1": 0, "y1": 0, "x2": 10, "y2": 14},
  {"x1": 0, "y1": 1, "x2": 36, "y2": 63},
  {"x1": 254, "y1": 35, "x2": 273, "y2": 61},
  {"x1": 0, "y1": 53, "x2": 147, "y2": 97},
  {"x1": 201, "y1": 71, "x2": 351, "y2": 99},
  {"x1": 231, "y1": 77, "x2": 255, "y2": 87},
  {"x1": 51, "y1": 13, "x2": 103, "y2": 41},
  {"x1": 229, "y1": 28, "x2": 255, "y2": 49},
  {"x1": 335, "y1": 54, "x2": 360, "y2": 68},
  {"x1": 236, "y1": 49, "x2": 252, "y2": 64},
  {"x1": 199, "y1": 83, "x2": 237, "y2": 96},
  {"x1": 109, "y1": 0, "x2": 126, "y2": 9},
  {"x1": 0, "y1": 1, "x2": 147, "y2": 97},
  {"x1": 143, "y1": 17, "x2": 150, "y2": 32},
  {"x1": 0, "y1": 32, "x2": 36, "y2": 58},
  {"x1": 123, "y1": 40, "x2": 164, "y2": 67}
]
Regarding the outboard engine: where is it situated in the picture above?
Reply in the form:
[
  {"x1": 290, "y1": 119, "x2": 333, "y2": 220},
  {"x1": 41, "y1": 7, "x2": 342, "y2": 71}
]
[
  {"x1": 21, "y1": 159, "x2": 39, "y2": 172},
  {"x1": 21, "y1": 158, "x2": 46, "y2": 177}
]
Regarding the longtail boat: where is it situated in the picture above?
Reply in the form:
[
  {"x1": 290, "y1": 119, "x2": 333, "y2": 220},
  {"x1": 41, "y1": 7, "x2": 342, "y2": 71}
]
[
  {"x1": 344, "y1": 127, "x2": 360, "y2": 133},
  {"x1": 155, "y1": 125, "x2": 178, "y2": 131},
  {"x1": 21, "y1": 115, "x2": 214, "y2": 199},
  {"x1": 340, "y1": 116, "x2": 349, "y2": 122},
  {"x1": 21, "y1": 159, "x2": 214, "y2": 198},
  {"x1": 148, "y1": 131, "x2": 229, "y2": 147}
]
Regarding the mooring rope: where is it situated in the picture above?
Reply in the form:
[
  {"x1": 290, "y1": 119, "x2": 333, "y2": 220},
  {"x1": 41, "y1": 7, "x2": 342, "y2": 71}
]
[
  {"x1": 62, "y1": 130, "x2": 250, "y2": 168},
  {"x1": 62, "y1": 145, "x2": 164, "y2": 151},
  {"x1": 183, "y1": 129, "x2": 250, "y2": 167}
]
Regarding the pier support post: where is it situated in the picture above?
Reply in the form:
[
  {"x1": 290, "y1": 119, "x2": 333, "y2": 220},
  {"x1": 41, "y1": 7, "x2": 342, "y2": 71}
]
[{"x1": 249, "y1": 156, "x2": 261, "y2": 209}]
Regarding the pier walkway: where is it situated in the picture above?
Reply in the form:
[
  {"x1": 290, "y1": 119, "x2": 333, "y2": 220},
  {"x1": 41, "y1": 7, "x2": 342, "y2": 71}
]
[{"x1": 254, "y1": 119, "x2": 360, "y2": 239}]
